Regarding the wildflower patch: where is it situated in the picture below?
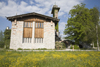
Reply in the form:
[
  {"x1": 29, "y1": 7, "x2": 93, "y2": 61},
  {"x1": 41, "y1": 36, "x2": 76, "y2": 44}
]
[{"x1": 0, "y1": 51, "x2": 100, "y2": 67}]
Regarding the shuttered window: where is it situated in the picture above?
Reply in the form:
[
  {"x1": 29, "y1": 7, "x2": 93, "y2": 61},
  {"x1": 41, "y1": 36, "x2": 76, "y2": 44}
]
[
  {"x1": 35, "y1": 22, "x2": 44, "y2": 43},
  {"x1": 23, "y1": 22, "x2": 33, "y2": 43},
  {"x1": 23, "y1": 28, "x2": 32, "y2": 38}
]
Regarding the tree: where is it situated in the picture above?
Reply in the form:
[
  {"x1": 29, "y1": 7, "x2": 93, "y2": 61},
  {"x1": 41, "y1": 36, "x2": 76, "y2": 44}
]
[
  {"x1": 64, "y1": 3, "x2": 94, "y2": 45},
  {"x1": 0, "y1": 30, "x2": 4, "y2": 48},
  {"x1": 90, "y1": 7, "x2": 99, "y2": 50},
  {"x1": 4, "y1": 29, "x2": 11, "y2": 49},
  {"x1": 98, "y1": 20, "x2": 100, "y2": 47}
]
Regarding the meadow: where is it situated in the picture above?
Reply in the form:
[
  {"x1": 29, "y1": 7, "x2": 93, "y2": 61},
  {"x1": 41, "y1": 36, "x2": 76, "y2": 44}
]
[{"x1": 0, "y1": 50, "x2": 100, "y2": 67}]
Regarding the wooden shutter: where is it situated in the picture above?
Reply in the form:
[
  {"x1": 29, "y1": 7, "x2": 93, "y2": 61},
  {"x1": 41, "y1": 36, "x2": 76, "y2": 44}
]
[
  {"x1": 35, "y1": 22, "x2": 44, "y2": 38},
  {"x1": 23, "y1": 28, "x2": 32, "y2": 38},
  {"x1": 35, "y1": 28, "x2": 43, "y2": 38}
]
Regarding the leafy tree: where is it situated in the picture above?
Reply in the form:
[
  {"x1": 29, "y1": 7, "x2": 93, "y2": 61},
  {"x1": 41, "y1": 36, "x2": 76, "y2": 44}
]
[
  {"x1": 90, "y1": 7, "x2": 99, "y2": 50},
  {"x1": 4, "y1": 29, "x2": 11, "y2": 49},
  {"x1": 0, "y1": 30, "x2": 4, "y2": 48},
  {"x1": 64, "y1": 3, "x2": 94, "y2": 45},
  {"x1": 98, "y1": 20, "x2": 100, "y2": 46}
]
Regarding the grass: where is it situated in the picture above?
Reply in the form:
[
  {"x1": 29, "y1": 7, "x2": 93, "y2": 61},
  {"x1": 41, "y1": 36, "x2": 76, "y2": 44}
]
[{"x1": 0, "y1": 50, "x2": 100, "y2": 67}]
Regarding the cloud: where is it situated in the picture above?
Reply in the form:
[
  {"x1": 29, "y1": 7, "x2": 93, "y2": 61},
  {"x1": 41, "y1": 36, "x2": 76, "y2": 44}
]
[
  {"x1": 0, "y1": 0, "x2": 84, "y2": 17},
  {"x1": 30, "y1": 0, "x2": 34, "y2": 4}
]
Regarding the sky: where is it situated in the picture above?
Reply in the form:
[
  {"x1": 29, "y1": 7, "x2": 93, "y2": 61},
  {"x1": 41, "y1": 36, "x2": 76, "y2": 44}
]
[{"x1": 0, "y1": 0, "x2": 100, "y2": 39}]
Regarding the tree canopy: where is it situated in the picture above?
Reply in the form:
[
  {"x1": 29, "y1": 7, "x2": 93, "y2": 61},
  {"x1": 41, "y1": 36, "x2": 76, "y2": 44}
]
[
  {"x1": 4, "y1": 29, "x2": 11, "y2": 49},
  {"x1": 0, "y1": 30, "x2": 4, "y2": 48},
  {"x1": 64, "y1": 3, "x2": 100, "y2": 45}
]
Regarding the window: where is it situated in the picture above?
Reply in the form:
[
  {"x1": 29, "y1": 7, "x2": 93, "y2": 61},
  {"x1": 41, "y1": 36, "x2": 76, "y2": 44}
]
[
  {"x1": 23, "y1": 22, "x2": 33, "y2": 43},
  {"x1": 35, "y1": 22, "x2": 43, "y2": 28},
  {"x1": 35, "y1": 22, "x2": 44, "y2": 43}
]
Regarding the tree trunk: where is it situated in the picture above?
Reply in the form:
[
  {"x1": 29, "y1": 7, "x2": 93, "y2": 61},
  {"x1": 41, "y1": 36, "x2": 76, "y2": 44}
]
[
  {"x1": 96, "y1": 25, "x2": 99, "y2": 51},
  {"x1": 92, "y1": 42, "x2": 94, "y2": 48}
]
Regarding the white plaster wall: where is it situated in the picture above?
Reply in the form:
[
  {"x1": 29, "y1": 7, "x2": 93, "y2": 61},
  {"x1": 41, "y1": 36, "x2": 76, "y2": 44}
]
[
  {"x1": 10, "y1": 21, "x2": 55, "y2": 49},
  {"x1": 44, "y1": 22, "x2": 55, "y2": 49},
  {"x1": 10, "y1": 21, "x2": 24, "y2": 49}
]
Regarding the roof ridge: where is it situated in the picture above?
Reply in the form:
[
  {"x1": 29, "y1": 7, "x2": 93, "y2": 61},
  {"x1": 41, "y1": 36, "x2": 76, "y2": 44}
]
[{"x1": 6, "y1": 12, "x2": 60, "y2": 22}]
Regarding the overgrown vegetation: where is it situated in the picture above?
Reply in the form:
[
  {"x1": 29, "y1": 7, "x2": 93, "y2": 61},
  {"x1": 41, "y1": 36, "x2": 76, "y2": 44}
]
[
  {"x1": 0, "y1": 30, "x2": 4, "y2": 48},
  {"x1": 4, "y1": 29, "x2": 11, "y2": 49},
  {"x1": 64, "y1": 3, "x2": 100, "y2": 49},
  {"x1": 55, "y1": 41, "x2": 66, "y2": 50},
  {"x1": 17, "y1": 48, "x2": 48, "y2": 50},
  {"x1": 17, "y1": 48, "x2": 23, "y2": 50},
  {"x1": 70, "y1": 45, "x2": 80, "y2": 49},
  {"x1": 0, "y1": 51, "x2": 100, "y2": 67},
  {"x1": 55, "y1": 23, "x2": 59, "y2": 32}
]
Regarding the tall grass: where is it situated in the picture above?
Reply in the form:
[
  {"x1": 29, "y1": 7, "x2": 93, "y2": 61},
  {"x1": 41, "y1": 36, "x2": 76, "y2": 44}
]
[{"x1": 0, "y1": 51, "x2": 100, "y2": 67}]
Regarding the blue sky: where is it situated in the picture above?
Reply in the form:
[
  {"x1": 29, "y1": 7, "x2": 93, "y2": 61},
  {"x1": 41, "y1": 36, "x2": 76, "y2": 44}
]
[{"x1": 0, "y1": 0, "x2": 100, "y2": 39}]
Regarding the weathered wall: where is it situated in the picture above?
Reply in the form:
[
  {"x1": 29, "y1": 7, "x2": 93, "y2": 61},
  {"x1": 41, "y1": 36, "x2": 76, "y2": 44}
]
[
  {"x1": 10, "y1": 21, "x2": 24, "y2": 49},
  {"x1": 44, "y1": 21, "x2": 55, "y2": 49},
  {"x1": 10, "y1": 20, "x2": 55, "y2": 49}
]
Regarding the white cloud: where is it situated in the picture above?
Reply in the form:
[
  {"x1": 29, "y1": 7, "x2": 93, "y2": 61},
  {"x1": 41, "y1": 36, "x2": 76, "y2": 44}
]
[
  {"x1": 59, "y1": 11, "x2": 64, "y2": 17},
  {"x1": 0, "y1": 2, "x2": 5, "y2": 8},
  {"x1": 0, "y1": 0, "x2": 84, "y2": 17},
  {"x1": 30, "y1": 0, "x2": 34, "y2": 4}
]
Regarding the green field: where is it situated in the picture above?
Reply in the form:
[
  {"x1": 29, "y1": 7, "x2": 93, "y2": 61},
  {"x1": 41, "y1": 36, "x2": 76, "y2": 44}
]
[{"x1": 0, "y1": 51, "x2": 100, "y2": 67}]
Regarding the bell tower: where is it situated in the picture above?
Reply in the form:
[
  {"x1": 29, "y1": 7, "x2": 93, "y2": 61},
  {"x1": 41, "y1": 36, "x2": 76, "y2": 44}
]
[
  {"x1": 51, "y1": 5, "x2": 60, "y2": 32},
  {"x1": 51, "y1": 5, "x2": 60, "y2": 18}
]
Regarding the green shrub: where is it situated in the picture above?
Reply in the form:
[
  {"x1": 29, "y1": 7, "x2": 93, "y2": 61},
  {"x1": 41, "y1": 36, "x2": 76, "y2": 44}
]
[
  {"x1": 5, "y1": 40, "x2": 10, "y2": 49},
  {"x1": 70, "y1": 45, "x2": 80, "y2": 49},
  {"x1": 24, "y1": 49, "x2": 31, "y2": 50},
  {"x1": 0, "y1": 41, "x2": 4, "y2": 48},
  {"x1": 55, "y1": 41, "x2": 66, "y2": 50},
  {"x1": 9, "y1": 49, "x2": 14, "y2": 50},
  {"x1": 17, "y1": 48, "x2": 23, "y2": 50},
  {"x1": 0, "y1": 30, "x2": 4, "y2": 48},
  {"x1": 37, "y1": 48, "x2": 47, "y2": 50},
  {"x1": 4, "y1": 29, "x2": 11, "y2": 49}
]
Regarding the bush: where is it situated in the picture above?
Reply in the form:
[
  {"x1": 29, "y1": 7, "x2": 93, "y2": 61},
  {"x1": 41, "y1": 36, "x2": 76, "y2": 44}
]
[
  {"x1": 5, "y1": 40, "x2": 10, "y2": 49},
  {"x1": 70, "y1": 45, "x2": 80, "y2": 49},
  {"x1": 17, "y1": 48, "x2": 23, "y2": 50},
  {"x1": 24, "y1": 49, "x2": 31, "y2": 50},
  {"x1": 0, "y1": 30, "x2": 4, "y2": 48},
  {"x1": 0, "y1": 41, "x2": 4, "y2": 48},
  {"x1": 55, "y1": 41, "x2": 66, "y2": 50},
  {"x1": 37, "y1": 48, "x2": 47, "y2": 50},
  {"x1": 4, "y1": 29, "x2": 11, "y2": 49}
]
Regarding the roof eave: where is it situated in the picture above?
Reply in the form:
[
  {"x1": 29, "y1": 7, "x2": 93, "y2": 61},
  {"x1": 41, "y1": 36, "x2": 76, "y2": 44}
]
[{"x1": 6, "y1": 12, "x2": 60, "y2": 22}]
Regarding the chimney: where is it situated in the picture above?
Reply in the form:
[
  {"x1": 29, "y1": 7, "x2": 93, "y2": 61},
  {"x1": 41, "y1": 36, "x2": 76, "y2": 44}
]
[{"x1": 51, "y1": 5, "x2": 60, "y2": 18}]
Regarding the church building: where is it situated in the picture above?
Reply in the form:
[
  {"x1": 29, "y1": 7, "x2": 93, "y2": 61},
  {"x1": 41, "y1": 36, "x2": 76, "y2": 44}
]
[{"x1": 7, "y1": 5, "x2": 60, "y2": 49}]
